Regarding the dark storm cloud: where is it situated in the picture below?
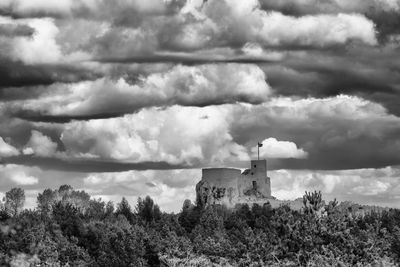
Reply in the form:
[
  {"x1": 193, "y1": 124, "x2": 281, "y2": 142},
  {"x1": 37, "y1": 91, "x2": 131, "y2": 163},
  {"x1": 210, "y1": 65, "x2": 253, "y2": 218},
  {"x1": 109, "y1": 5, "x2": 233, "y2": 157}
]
[
  {"x1": 1, "y1": 155, "x2": 189, "y2": 172},
  {"x1": 8, "y1": 64, "x2": 271, "y2": 123},
  {"x1": 261, "y1": 48, "x2": 400, "y2": 116},
  {"x1": 230, "y1": 97, "x2": 400, "y2": 170},
  {"x1": 14, "y1": 110, "x2": 129, "y2": 123},
  {"x1": 0, "y1": 61, "x2": 101, "y2": 90},
  {"x1": 95, "y1": 53, "x2": 276, "y2": 65},
  {"x1": 0, "y1": 23, "x2": 34, "y2": 36},
  {"x1": 0, "y1": 0, "x2": 185, "y2": 24}
]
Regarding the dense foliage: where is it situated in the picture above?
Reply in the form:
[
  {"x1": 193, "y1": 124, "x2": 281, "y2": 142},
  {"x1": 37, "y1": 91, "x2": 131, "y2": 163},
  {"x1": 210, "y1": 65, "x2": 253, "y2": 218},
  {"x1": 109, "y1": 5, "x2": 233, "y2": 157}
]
[{"x1": 1, "y1": 186, "x2": 399, "y2": 266}]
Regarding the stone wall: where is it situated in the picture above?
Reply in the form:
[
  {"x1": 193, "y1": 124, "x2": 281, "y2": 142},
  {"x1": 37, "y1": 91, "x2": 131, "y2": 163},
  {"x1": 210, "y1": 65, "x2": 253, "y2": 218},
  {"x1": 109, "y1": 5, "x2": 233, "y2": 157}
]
[
  {"x1": 239, "y1": 160, "x2": 271, "y2": 198},
  {"x1": 196, "y1": 168, "x2": 241, "y2": 208}
]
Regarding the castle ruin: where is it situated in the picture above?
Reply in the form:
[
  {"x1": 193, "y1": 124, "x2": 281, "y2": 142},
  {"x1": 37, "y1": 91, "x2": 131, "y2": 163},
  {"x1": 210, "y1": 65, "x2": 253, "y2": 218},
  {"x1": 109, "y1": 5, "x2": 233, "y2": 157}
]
[{"x1": 196, "y1": 159, "x2": 273, "y2": 208}]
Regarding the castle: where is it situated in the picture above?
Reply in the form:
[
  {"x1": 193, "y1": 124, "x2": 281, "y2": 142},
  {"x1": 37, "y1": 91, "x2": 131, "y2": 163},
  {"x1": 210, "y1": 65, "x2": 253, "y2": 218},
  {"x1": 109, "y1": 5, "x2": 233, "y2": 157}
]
[{"x1": 196, "y1": 159, "x2": 273, "y2": 208}]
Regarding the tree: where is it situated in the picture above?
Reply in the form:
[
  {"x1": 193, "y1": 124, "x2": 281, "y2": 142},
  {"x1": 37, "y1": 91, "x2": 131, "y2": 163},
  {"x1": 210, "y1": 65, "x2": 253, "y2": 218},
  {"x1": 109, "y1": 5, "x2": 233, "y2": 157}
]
[
  {"x1": 179, "y1": 199, "x2": 201, "y2": 233},
  {"x1": 4, "y1": 187, "x2": 25, "y2": 216},
  {"x1": 85, "y1": 198, "x2": 105, "y2": 220},
  {"x1": 303, "y1": 190, "x2": 324, "y2": 215},
  {"x1": 116, "y1": 197, "x2": 134, "y2": 223},
  {"x1": 136, "y1": 196, "x2": 162, "y2": 224},
  {"x1": 105, "y1": 201, "x2": 114, "y2": 217},
  {"x1": 37, "y1": 188, "x2": 58, "y2": 215},
  {"x1": 58, "y1": 185, "x2": 90, "y2": 212},
  {"x1": 52, "y1": 201, "x2": 84, "y2": 238}
]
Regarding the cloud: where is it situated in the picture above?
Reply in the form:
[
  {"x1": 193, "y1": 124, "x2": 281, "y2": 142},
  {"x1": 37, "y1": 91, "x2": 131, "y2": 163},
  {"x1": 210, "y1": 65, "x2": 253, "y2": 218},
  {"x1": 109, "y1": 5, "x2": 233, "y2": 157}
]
[
  {"x1": 23, "y1": 130, "x2": 58, "y2": 157},
  {"x1": 60, "y1": 105, "x2": 249, "y2": 166},
  {"x1": 0, "y1": 0, "x2": 76, "y2": 17},
  {"x1": 252, "y1": 138, "x2": 308, "y2": 159},
  {"x1": 230, "y1": 94, "x2": 400, "y2": 169},
  {"x1": 270, "y1": 166, "x2": 400, "y2": 208},
  {"x1": 5, "y1": 94, "x2": 400, "y2": 171},
  {"x1": 0, "y1": 164, "x2": 40, "y2": 189},
  {"x1": 10, "y1": 18, "x2": 62, "y2": 64},
  {"x1": 14, "y1": 64, "x2": 271, "y2": 120},
  {"x1": 200, "y1": 0, "x2": 377, "y2": 48},
  {"x1": 0, "y1": 61, "x2": 101, "y2": 89},
  {"x1": 256, "y1": 12, "x2": 377, "y2": 47},
  {"x1": 0, "y1": 137, "x2": 19, "y2": 157},
  {"x1": 260, "y1": 46, "x2": 400, "y2": 116},
  {"x1": 259, "y1": 0, "x2": 400, "y2": 40},
  {"x1": 259, "y1": 0, "x2": 400, "y2": 15},
  {"x1": 0, "y1": 23, "x2": 34, "y2": 36},
  {"x1": 9, "y1": 172, "x2": 38, "y2": 185}
]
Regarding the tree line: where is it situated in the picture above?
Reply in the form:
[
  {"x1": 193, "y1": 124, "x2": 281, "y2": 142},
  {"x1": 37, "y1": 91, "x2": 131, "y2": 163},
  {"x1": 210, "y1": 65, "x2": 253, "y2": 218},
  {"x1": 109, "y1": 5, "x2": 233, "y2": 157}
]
[{"x1": 1, "y1": 185, "x2": 400, "y2": 266}]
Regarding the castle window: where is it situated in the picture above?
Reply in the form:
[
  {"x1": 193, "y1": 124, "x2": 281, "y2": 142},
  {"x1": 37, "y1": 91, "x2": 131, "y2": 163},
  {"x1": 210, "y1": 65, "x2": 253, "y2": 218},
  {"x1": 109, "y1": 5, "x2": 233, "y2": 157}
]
[
  {"x1": 254, "y1": 165, "x2": 256, "y2": 168},
  {"x1": 252, "y1": 181, "x2": 257, "y2": 189}
]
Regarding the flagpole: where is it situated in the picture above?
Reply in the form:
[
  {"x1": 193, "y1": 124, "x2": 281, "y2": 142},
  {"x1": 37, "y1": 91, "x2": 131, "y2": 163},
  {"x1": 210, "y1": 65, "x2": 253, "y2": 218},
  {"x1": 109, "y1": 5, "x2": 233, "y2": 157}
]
[{"x1": 258, "y1": 143, "x2": 259, "y2": 160}]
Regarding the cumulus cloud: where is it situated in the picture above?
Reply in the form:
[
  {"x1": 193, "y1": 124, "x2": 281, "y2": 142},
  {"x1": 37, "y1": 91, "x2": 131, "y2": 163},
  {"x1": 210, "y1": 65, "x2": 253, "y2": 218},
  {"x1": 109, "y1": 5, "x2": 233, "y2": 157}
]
[
  {"x1": 252, "y1": 138, "x2": 308, "y2": 159},
  {"x1": 23, "y1": 130, "x2": 58, "y2": 157},
  {"x1": 9, "y1": 172, "x2": 39, "y2": 185},
  {"x1": 0, "y1": 165, "x2": 40, "y2": 189},
  {"x1": 17, "y1": 64, "x2": 271, "y2": 120},
  {"x1": 10, "y1": 18, "x2": 62, "y2": 64},
  {"x1": 0, "y1": 137, "x2": 19, "y2": 157},
  {"x1": 200, "y1": 0, "x2": 377, "y2": 48},
  {"x1": 259, "y1": 12, "x2": 377, "y2": 47},
  {"x1": 259, "y1": 0, "x2": 400, "y2": 40},
  {"x1": 60, "y1": 105, "x2": 249, "y2": 165}
]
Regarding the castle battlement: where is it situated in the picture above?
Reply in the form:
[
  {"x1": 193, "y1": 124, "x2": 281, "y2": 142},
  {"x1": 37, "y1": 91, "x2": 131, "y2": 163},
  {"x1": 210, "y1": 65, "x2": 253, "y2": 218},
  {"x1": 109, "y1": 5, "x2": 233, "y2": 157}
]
[{"x1": 196, "y1": 159, "x2": 272, "y2": 208}]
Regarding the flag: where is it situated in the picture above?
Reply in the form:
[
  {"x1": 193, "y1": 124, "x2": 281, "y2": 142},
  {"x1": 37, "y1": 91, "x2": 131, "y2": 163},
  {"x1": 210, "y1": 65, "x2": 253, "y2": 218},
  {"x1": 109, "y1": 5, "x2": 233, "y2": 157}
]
[{"x1": 258, "y1": 142, "x2": 263, "y2": 147}]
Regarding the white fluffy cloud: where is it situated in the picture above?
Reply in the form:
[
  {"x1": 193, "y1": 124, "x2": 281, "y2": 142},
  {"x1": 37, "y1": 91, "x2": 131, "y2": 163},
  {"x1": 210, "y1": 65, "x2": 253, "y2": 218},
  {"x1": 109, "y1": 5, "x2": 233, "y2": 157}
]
[
  {"x1": 0, "y1": 165, "x2": 39, "y2": 189},
  {"x1": 201, "y1": 0, "x2": 377, "y2": 48},
  {"x1": 253, "y1": 138, "x2": 308, "y2": 159},
  {"x1": 11, "y1": 18, "x2": 62, "y2": 64},
  {"x1": 10, "y1": 172, "x2": 39, "y2": 185},
  {"x1": 257, "y1": 12, "x2": 377, "y2": 47},
  {"x1": 0, "y1": 137, "x2": 19, "y2": 157},
  {"x1": 61, "y1": 105, "x2": 249, "y2": 165},
  {"x1": 23, "y1": 130, "x2": 58, "y2": 157}
]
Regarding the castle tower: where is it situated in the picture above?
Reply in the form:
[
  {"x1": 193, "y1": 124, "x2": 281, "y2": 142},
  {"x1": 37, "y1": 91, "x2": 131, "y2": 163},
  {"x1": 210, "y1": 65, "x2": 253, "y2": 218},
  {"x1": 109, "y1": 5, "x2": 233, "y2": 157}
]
[{"x1": 245, "y1": 159, "x2": 271, "y2": 197}]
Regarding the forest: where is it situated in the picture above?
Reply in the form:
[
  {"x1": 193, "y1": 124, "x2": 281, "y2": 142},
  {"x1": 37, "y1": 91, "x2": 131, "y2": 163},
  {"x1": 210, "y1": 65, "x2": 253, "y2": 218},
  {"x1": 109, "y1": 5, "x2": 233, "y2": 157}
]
[{"x1": 1, "y1": 185, "x2": 400, "y2": 266}]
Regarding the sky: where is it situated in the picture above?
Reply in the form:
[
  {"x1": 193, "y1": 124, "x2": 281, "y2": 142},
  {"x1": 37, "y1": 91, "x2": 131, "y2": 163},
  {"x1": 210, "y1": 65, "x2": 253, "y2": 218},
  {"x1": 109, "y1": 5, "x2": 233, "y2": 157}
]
[{"x1": 1, "y1": 0, "x2": 400, "y2": 212}]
